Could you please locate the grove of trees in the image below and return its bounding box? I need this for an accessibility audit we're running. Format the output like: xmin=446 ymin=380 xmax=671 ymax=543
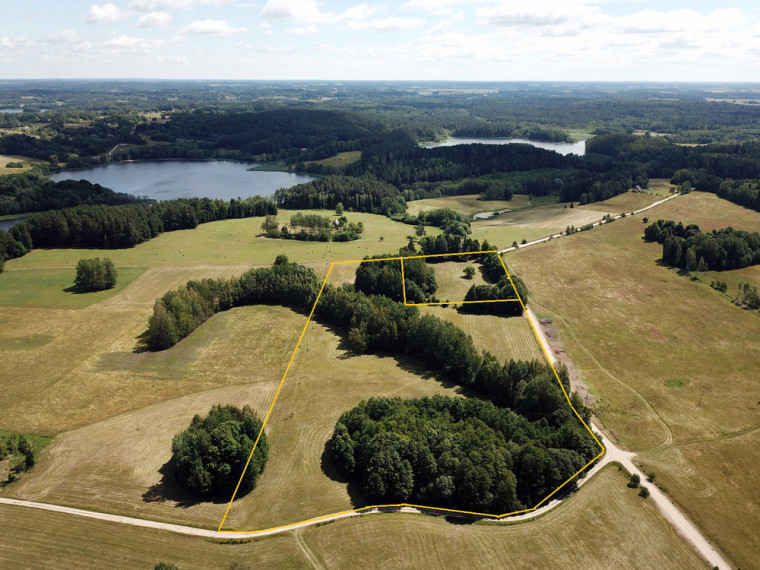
xmin=644 ymin=219 xmax=760 ymax=271
xmin=74 ymin=257 xmax=117 ymax=291
xmin=169 ymin=404 xmax=268 ymax=498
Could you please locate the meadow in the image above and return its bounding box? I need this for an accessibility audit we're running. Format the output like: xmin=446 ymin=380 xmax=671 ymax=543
xmin=0 ymin=153 xmax=39 ymax=174
xmin=406 ymin=194 xmax=530 ymax=217
xmin=507 ymin=191 xmax=760 ymax=568
xmin=0 ymin=467 xmax=707 ymax=569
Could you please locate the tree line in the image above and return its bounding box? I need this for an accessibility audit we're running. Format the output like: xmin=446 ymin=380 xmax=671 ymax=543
xmin=0 ymin=173 xmax=141 ymax=216
xmin=644 ymin=219 xmax=760 ymax=271
xmin=0 ymin=195 xmax=276 ymax=271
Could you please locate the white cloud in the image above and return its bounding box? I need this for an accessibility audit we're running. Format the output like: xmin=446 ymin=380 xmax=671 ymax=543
xmin=185 ymin=19 xmax=247 ymax=36
xmin=138 ymin=11 xmax=172 ymax=27
xmin=260 ymin=0 xmax=377 ymax=26
xmin=260 ymin=0 xmax=322 ymax=21
xmin=1 ymin=36 xmax=32 ymax=49
xmin=83 ymin=3 xmax=129 ymax=24
xmin=200 ymin=0 xmax=237 ymax=6
xmin=287 ymin=25 xmax=319 ymax=35
xmin=130 ymin=0 xmax=193 ymax=11
xmin=345 ymin=17 xmax=425 ymax=32
xmin=48 ymin=29 xmax=81 ymax=43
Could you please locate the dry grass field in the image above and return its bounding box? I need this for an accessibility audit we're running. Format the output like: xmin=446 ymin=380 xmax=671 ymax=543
xmin=0 ymin=467 xmax=707 ymax=569
xmin=419 ymin=306 xmax=543 ymax=363
xmin=507 ymin=191 xmax=760 ymax=568
xmin=470 ymin=191 xmax=662 ymax=248
xmin=0 ymin=153 xmax=39 ymax=174
xmin=406 ymin=194 xmax=530 ymax=217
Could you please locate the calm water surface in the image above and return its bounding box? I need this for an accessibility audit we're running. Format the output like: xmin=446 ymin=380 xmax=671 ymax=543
xmin=50 ymin=160 xmax=317 ymax=201
xmin=422 ymin=137 xmax=585 ymax=156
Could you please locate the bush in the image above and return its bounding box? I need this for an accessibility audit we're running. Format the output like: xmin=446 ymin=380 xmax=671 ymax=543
xmin=639 ymin=486 xmax=650 ymax=499
xmin=169 ymin=404 xmax=269 ymax=498
xmin=628 ymin=473 xmax=640 ymax=488
xmin=74 ymin=257 xmax=117 ymax=291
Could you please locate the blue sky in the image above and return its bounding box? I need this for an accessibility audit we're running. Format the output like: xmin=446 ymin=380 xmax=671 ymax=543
xmin=1 ymin=0 xmax=759 ymax=80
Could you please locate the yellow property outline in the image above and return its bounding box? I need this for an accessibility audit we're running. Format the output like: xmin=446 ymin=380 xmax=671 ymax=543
xmin=217 ymin=250 xmax=605 ymax=533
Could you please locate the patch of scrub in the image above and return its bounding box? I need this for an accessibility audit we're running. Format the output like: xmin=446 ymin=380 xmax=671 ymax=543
xmin=0 ymin=334 xmax=54 ymax=351
xmin=664 ymin=378 xmax=690 ymax=388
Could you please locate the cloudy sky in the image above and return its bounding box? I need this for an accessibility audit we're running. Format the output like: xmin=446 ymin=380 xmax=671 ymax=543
xmin=2 ymin=0 xmax=759 ymax=81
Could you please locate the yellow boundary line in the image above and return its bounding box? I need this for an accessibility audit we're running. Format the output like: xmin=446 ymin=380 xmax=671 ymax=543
xmin=217 ymin=250 xmax=605 ymax=533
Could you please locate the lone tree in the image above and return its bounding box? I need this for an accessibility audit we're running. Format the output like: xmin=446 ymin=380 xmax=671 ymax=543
xmin=169 ymin=404 xmax=269 ymax=498
xmin=463 ymin=266 xmax=476 ymax=279
xmin=74 ymin=257 xmax=117 ymax=291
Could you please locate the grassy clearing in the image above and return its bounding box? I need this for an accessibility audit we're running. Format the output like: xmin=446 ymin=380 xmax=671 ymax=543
xmin=0 ymin=466 xmax=707 ymax=569
xmin=308 ymin=151 xmax=361 ymax=168
xmin=507 ymin=191 xmax=760 ymax=567
xmin=582 ymin=191 xmax=664 ymax=214
xmin=0 ymin=267 xmax=145 ymax=308
xmin=419 ymin=306 xmax=543 ymax=363
xmin=407 ymin=194 xmax=530 ymax=217
xmin=0 ymin=154 xmax=39 ymax=174
xmin=4 ymin=210 xmax=436 ymax=273
xmin=304 ymin=467 xmax=706 ymax=569
xmin=426 ymin=259 xmax=489 ymax=302
xmin=648 ymin=178 xmax=677 ymax=196
xmin=0 ymin=430 xmax=53 ymax=453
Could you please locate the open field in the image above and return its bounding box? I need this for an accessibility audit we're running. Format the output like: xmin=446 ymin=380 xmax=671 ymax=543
xmin=308 ymin=150 xmax=361 ymax=168
xmin=305 ymin=467 xmax=707 ymax=570
xmin=0 ymin=154 xmax=39 ymax=174
xmin=0 ymin=265 xmax=266 ymax=434
xmin=3 ymin=210 xmax=438 ymax=273
xmin=468 ymin=191 xmax=663 ymax=248
xmin=406 ymin=194 xmax=530 ymax=217
xmin=0 ymin=267 xmax=145 ymax=308
xmin=419 ymin=306 xmax=544 ymax=363
xmin=648 ymin=179 xmax=677 ymax=196
xmin=0 ymin=467 xmax=707 ymax=569
xmin=507 ymin=191 xmax=760 ymax=568
xmin=425 ymin=259 xmax=490 ymax=301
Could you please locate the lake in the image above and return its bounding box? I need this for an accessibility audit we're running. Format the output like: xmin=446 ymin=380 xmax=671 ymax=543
xmin=421 ymin=137 xmax=585 ymax=156
xmin=0 ymin=217 xmax=26 ymax=231
xmin=50 ymin=160 xmax=317 ymax=202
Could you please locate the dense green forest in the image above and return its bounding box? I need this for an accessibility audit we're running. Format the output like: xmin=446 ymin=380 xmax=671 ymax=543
xmin=329 ymin=395 xmax=596 ymax=511
xmin=0 ymin=173 xmax=141 ymax=215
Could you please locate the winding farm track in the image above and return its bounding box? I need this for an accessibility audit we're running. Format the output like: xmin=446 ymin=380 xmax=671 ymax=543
xmin=0 ymin=191 xmax=730 ymax=568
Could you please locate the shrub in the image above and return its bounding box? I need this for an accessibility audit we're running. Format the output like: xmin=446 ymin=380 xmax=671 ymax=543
xmin=628 ymin=473 xmax=640 ymax=488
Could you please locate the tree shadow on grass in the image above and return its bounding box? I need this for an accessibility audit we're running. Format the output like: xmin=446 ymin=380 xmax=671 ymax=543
xmin=142 ymin=460 xmax=229 ymax=508
xmin=62 ymin=285 xmax=89 ymax=295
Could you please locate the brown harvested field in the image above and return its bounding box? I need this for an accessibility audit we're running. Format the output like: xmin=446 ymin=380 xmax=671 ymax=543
xmin=0 ymin=467 xmax=708 ymax=569
xmin=0 ymin=503 xmax=306 ymax=569
xmin=304 ymin=467 xmax=707 ymax=570
xmin=420 ymin=306 xmax=543 ymax=363
xmin=507 ymin=191 xmax=760 ymax=568
xmin=638 ymin=429 xmax=760 ymax=567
